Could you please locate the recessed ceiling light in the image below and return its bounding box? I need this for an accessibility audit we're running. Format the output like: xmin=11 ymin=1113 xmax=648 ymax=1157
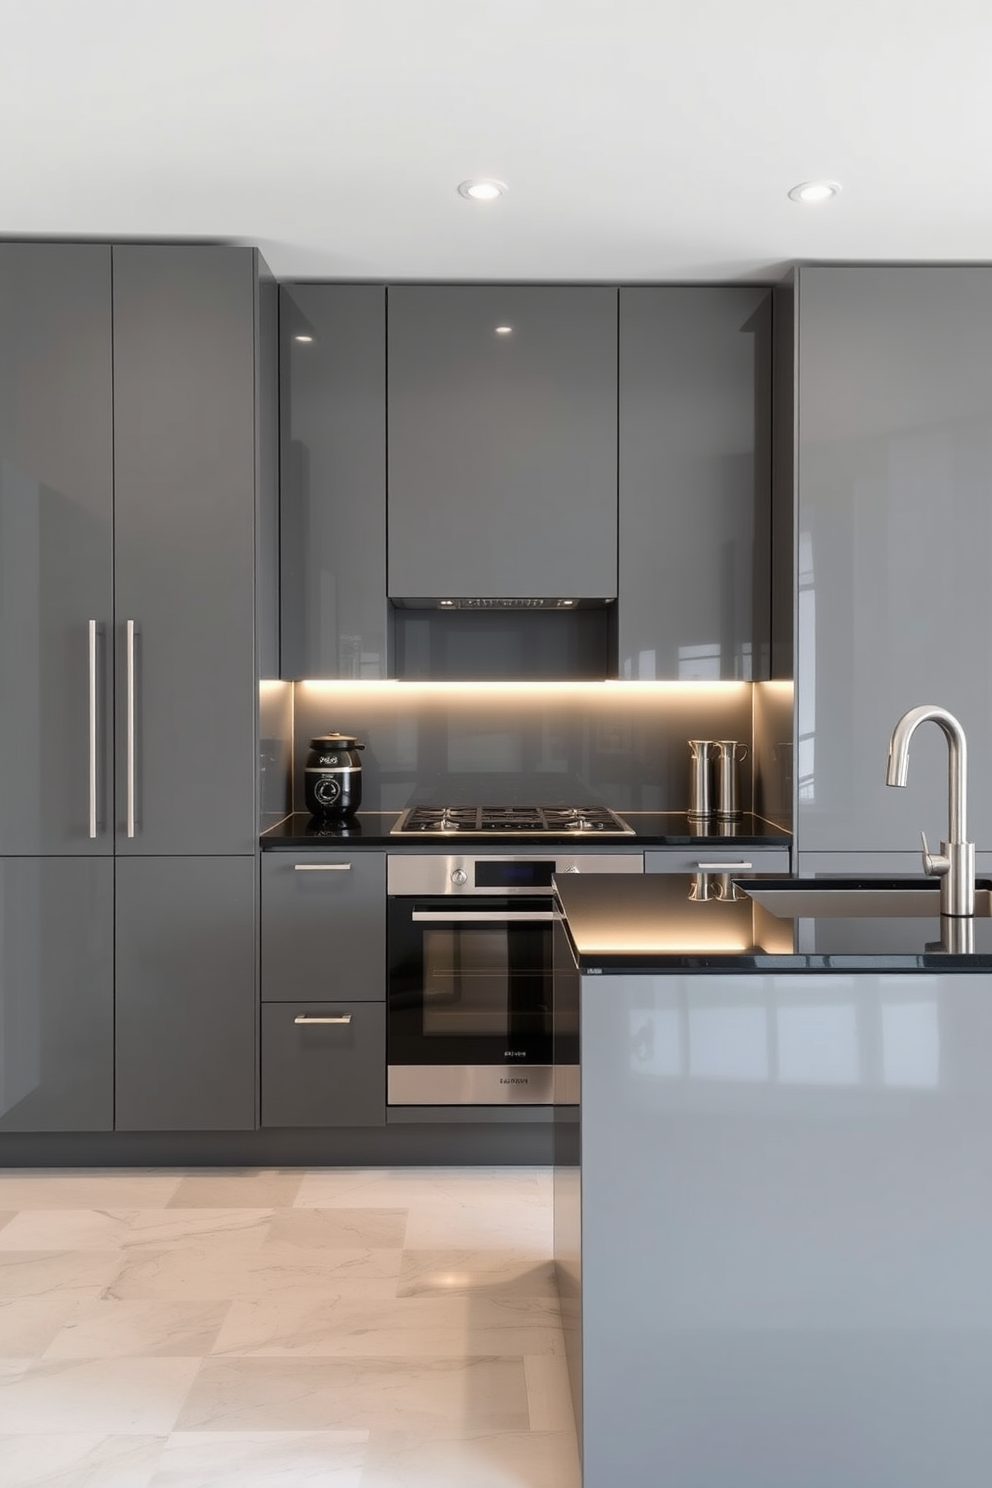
xmin=495 ymin=325 xmax=513 ymax=335
xmin=788 ymin=180 xmax=841 ymax=204
xmin=457 ymin=178 xmax=508 ymax=202
xmin=294 ymin=333 xmax=314 ymax=343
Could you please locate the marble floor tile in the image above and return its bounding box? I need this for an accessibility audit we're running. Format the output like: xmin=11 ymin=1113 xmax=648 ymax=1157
xmin=147 ymin=1429 xmax=367 ymax=1487
xmin=263 ymin=1208 xmax=408 ymax=1250
xmin=400 ymin=1197 xmax=552 ymax=1253
xmin=174 ymin=1355 xmax=530 ymax=1434
xmin=122 ymin=1209 xmax=275 ymax=1251
xmin=0 ymin=1432 xmax=166 ymax=1488
xmin=0 ymin=1212 xmax=15 ymax=1232
xmin=43 ymin=1299 xmax=231 ymax=1359
xmin=0 ymin=1209 xmax=138 ymax=1252
xmin=211 ymin=1293 xmax=563 ymax=1359
xmin=360 ymin=1425 xmax=581 ymax=1488
xmin=0 ymin=1295 xmax=94 ymax=1357
xmin=106 ymin=1244 xmax=403 ymax=1303
xmin=396 ymin=1249 xmax=558 ymax=1300
xmin=0 ymin=1250 xmax=122 ymax=1301
xmin=0 ymin=1171 xmax=184 ymax=1210
xmin=0 ymin=1356 xmax=202 ymax=1433
xmin=166 ymin=1171 xmax=304 ymax=1209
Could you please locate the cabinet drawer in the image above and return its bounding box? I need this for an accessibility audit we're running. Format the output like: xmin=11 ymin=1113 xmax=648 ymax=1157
xmin=645 ymin=847 xmax=791 ymax=875
xmin=261 ymin=852 xmax=385 ymax=1002
xmin=261 ymin=1001 xmax=385 ymax=1128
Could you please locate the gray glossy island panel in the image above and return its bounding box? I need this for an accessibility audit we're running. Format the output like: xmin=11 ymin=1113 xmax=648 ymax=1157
xmin=572 ymin=968 xmax=992 ymax=1488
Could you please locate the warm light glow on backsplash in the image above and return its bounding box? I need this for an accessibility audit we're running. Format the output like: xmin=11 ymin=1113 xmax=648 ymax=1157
xmin=296 ymin=680 xmax=753 ymax=699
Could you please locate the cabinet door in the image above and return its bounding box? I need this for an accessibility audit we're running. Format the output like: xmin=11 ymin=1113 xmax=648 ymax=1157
xmin=281 ymin=285 xmax=387 ymax=679
xmin=0 ymin=244 xmax=114 ymax=854
xmin=0 ymin=858 xmax=113 ymax=1132
xmin=261 ymin=1001 xmax=385 ymax=1127
xmin=115 ymin=856 xmax=256 ymax=1131
xmin=619 ymin=287 xmax=771 ymax=680
xmin=112 ymin=246 xmax=257 ymax=855
xmin=261 ymin=852 xmax=385 ymax=1002
xmin=795 ymin=267 xmax=992 ymax=853
xmin=387 ymin=286 xmax=618 ymax=600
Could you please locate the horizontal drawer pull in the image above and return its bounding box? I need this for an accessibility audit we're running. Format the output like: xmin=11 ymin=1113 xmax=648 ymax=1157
xmin=695 ymin=861 xmax=754 ymax=871
xmin=293 ymin=863 xmax=351 ymax=872
xmin=411 ymin=910 xmax=556 ymax=923
xmin=294 ymin=1014 xmax=353 ymax=1025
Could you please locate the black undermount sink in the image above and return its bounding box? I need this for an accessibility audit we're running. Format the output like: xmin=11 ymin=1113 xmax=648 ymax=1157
xmin=741 ymin=877 xmax=992 ymax=919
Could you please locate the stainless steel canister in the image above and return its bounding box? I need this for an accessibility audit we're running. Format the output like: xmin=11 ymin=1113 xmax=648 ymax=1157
xmin=687 ymin=739 xmax=714 ymax=818
xmin=712 ymin=740 xmax=749 ymax=820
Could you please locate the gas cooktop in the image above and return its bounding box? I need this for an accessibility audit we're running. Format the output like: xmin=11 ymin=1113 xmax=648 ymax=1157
xmin=390 ymin=805 xmax=635 ymax=836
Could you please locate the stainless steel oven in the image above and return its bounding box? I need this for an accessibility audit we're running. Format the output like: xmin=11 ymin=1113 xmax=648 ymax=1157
xmin=386 ymin=852 xmax=643 ymax=1105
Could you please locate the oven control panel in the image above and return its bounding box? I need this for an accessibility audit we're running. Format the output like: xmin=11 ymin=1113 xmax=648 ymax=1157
xmin=387 ymin=853 xmax=643 ymax=896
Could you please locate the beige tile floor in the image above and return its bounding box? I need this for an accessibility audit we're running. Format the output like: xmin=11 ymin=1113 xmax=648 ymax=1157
xmin=0 ymin=1165 xmax=580 ymax=1487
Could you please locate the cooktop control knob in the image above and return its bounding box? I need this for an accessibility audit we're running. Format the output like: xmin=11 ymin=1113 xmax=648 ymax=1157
xmin=450 ymin=868 xmax=468 ymax=886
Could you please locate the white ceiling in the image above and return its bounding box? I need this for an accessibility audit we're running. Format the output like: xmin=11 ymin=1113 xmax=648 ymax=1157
xmin=2 ymin=0 xmax=989 ymax=284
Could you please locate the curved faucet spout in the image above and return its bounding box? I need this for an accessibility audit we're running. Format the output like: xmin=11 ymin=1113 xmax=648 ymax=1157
xmin=886 ymin=704 xmax=973 ymax=915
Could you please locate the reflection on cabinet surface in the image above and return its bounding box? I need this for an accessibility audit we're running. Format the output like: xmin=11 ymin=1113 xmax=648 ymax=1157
xmin=794 ymin=266 xmax=992 ymax=853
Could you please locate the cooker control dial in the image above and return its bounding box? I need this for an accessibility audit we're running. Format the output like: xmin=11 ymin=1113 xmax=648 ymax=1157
xmin=450 ymin=868 xmax=468 ymax=886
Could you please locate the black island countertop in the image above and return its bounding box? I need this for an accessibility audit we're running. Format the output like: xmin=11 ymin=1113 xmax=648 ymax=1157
xmin=260 ymin=810 xmax=791 ymax=850
xmin=555 ymin=873 xmax=992 ymax=973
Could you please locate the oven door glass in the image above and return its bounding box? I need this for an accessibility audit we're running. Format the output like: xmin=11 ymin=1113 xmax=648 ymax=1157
xmin=387 ymin=896 xmax=554 ymax=1066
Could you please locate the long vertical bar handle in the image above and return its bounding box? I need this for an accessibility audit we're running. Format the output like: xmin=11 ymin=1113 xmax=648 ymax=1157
xmin=126 ymin=619 xmax=136 ymax=839
xmin=88 ymin=620 xmax=98 ymax=839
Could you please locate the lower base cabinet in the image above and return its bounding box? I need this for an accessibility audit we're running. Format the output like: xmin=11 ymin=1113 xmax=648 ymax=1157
xmin=261 ymin=1002 xmax=386 ymax=1128
xmin=115 ymin=857 xmax=256 ymax=1132
xmin=0 ymin=857 xmax=114 ymax=1132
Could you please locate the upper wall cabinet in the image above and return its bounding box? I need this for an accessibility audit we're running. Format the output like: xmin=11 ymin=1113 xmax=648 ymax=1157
xmin=281 ymin=285 xmax=387 ymax=679
xmin=386 ymin=286 xmax=618 ymax=601
xmin=618 ymin=287 xmax=772 ymax=681
xmin=791 ymin=266 xmax=992 ymax=855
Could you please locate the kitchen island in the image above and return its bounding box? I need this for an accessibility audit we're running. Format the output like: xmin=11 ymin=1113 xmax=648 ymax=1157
xmin=553 ymin=873 xmax=992 ymax=1488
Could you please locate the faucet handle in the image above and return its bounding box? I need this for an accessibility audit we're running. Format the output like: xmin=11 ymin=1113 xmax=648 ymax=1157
xmin=920 ymin=830 xmax=950 ymax=878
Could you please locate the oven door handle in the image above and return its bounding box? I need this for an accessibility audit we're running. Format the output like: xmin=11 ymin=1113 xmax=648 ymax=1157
xmin=410 ymin=910 xmax=557 ymax=922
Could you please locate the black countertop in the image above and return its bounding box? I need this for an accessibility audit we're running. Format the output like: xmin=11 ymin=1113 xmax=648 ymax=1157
xmin=555 ymin=873 xmax=992 ymax=973
xmin=260 ymin=810 xmax=791 ymax=850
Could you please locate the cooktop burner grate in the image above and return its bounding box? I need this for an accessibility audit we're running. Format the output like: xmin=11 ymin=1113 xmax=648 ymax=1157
xmin=391 ymin=805 xmax=634 ymax=836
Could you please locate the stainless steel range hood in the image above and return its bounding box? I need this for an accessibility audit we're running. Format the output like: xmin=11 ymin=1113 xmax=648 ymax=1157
xmin=389 ymin=596 xmax=614 ymax=610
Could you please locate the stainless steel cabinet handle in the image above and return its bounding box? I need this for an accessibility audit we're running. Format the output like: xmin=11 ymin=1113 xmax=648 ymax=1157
xmin=88 ymin=620 xmax=98 ymax=839
xmin=695 ymin=861 xmax=753 ymax=871
xmin=293 ymin=863 xmax=351 ymax=872
xmin=294 ymin=1013 xmax=353 ymax=1025
xmin=126 ymin=619 xmax=136 ymax=839
xmin=411 ymin=910 xmax=556 ymax=922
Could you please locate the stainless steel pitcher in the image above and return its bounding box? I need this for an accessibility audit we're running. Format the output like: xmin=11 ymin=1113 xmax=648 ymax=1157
xmin=687 ymin=739 xmax=714 ymax=818
xmin=712 ymin=740 xmax=749 ymax=820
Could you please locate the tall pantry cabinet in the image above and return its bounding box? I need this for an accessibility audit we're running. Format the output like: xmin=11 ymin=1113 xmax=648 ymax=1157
xmin=0 ymin=243 xmax=275 ymax=1133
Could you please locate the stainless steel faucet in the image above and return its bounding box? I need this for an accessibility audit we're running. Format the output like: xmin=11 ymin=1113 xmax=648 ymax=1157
xmin=885 ymin=704 xmax=975 ymax=916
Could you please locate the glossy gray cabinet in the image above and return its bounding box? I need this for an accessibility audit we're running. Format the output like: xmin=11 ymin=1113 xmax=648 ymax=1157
xmin=0 ymin=245 xmax=114 ymax=855
xmin=113 ymin=246 xmax=259 ymax=855
xmin=793 ymin=266 xmax=992 ymax=855
xmin=645 ymin=846 xmax=790 ymax=874
xmin=280 ymin=285 xmax=387 ymax=679
xmin=619 ymin=287 xmax=771 ymax=680
xmin=0 ymin=858 xmax=113 ymax=1132
xmin=387 ymin=286 xmax=618 ymax=600
xmin=261 ymin=852 xmax=386 ymax=1004
xmin=115 ymin=857 xmax=256 ymax=1132
xmin=261 ymin=1001 xmax=386 ymax=1127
